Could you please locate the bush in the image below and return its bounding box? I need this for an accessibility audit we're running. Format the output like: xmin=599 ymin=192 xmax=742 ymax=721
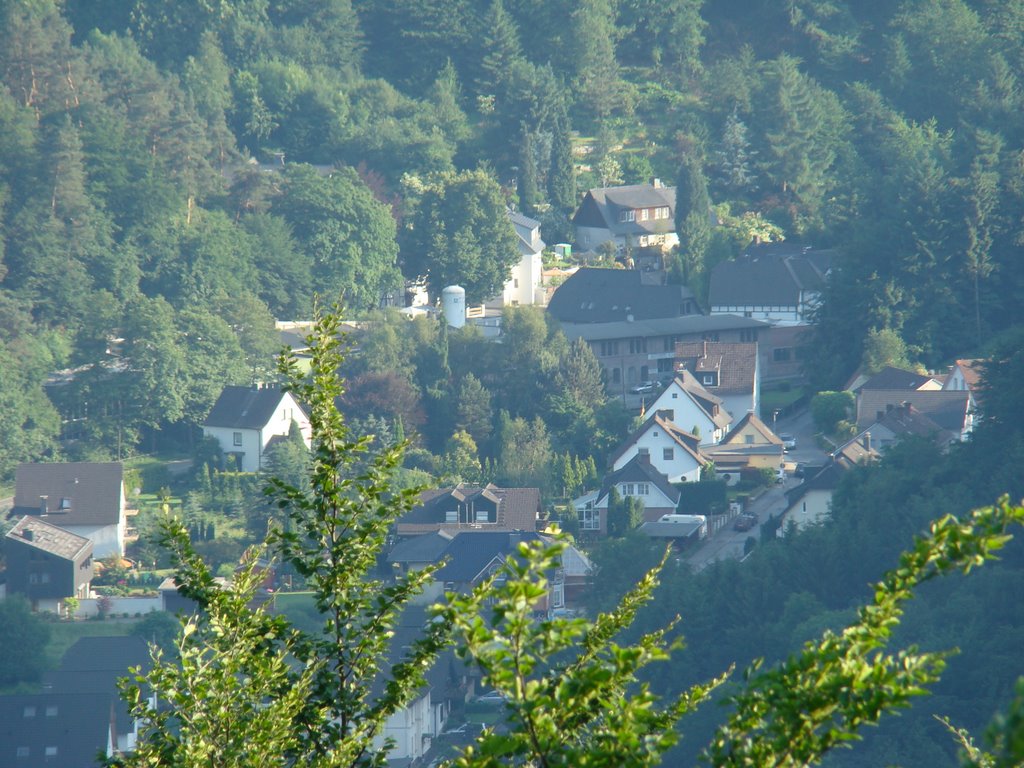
xmin=676 ymin=480 xmax=728 ymax=515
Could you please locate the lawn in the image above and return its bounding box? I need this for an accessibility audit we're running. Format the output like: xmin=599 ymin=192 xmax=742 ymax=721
xmin=760 ymin=383 xmax=807 ymax=421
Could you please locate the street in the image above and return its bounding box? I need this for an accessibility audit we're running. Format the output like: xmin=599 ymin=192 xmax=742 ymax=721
xmin=686 ymin=406 xmax=830 ymax=572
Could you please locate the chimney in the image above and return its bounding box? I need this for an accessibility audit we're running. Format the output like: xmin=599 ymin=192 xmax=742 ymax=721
xmin=22 ymin=529 xmax=34 ymax=541
xmin=702 ymin=340 xmax=708 ymax=359
xmin=652 ymin=177 xmax=662 ymax=188
xmin=637 ymin=451 xmax=651 ymax=465
xmin=861 ymin=432 xmax=872 ymax=451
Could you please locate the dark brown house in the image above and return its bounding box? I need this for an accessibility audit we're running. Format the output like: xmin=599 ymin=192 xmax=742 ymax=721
xmin=4 ymin=516 xmax=93 ymax=614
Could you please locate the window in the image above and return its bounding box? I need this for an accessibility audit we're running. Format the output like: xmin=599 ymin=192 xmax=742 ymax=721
xmin=629 ymin=337 xmax=646 ymax=354
xmin=744 ymin=434 xmax=755 ymax=444
xmin=233 ymin=431 xmax=242 ymax=446
xmin=658 ymin=358 xmax=673 ymax=373
xmin=45 ymin=747 xmax=58 ymax=757
xmin=23 ymin=707 xmax=36 ymax=718
xmin=580 ymin=506 xmax=600 ymax=531
xmin=16 ymin=747 xmax=29 ymax=758
xmin=638 ymin=447 xmax=649 ymax=456
xmin=599 ymin=340 xmax=620 ymax=356
xmin=612 ymin=367 xmax=621 ymax=383
xmin=663 ymin=448 xmax=674 ymax=461
xmin=623 ymin=484 xmax=635 ymax=496
xmin=703 ymin=374 xmax=716 ymax=386
xmin=619 ymin=210 xmax=636 ymax=223
xmin=773 ymin=347 xmax=792 ymax=362
xmin=445 ymin=510 xmax=458 ymax=523
xmin=45 ymin=706 xmax=57 ymax=717
xmin=640 ymin=208 xmax=649 ymax=221
xmin=637 ymin=483 xmax=649 ymax=495
xmin=476 ymin=509 xmax=489 ymax=523
xmin=514 ymin=279 xmax=519 ymax=288
xmin=740 ymin=329 xmax=757 ymax=342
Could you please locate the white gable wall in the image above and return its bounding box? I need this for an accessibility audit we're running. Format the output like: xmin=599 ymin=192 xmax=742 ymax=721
xmin=779 ymin=488 xmax=833 ymax=536
xmin=647 ymin=385 xmax=730 ymax=445
xmin=203 ymin=392 xmax=311 ymax=473
xmin=612 ymin=427 xmax=701 ymax=483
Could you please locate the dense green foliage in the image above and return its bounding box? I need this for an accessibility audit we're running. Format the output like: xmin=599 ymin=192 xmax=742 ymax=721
xmin=2 ymin=0 xmax=1024 ymax=460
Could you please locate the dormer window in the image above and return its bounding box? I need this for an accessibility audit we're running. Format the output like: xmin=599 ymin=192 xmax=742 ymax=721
xmin=619 ymin=210 xmax=636 ymax=223
xmin=703 ymin=374 xmax=716 ymax=386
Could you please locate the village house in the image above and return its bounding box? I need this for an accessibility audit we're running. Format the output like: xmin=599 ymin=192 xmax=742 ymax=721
xmin=674 ymin=340 xmax=761 ymax=419
xmin=4 ymin=516 xmax=93 ymax=614
xmin=11 ymin=462 xmax=128 ymax=558
xmin=644 ymin=370 xmax=733 ymax=446
xmin=608 ymin=413 xmax=706 ymax=484
xmin=572 ymin=180 xmax=678 ymax=253
xmin=395 ymin=485 xmax=541 ymax=538
xmin=571 ymin=454 xmax=682 ymax=536
xmin=703 ymin=411 xmax=785 ymax=484
xmin=203 ymin=384 xmax=311 ymax=473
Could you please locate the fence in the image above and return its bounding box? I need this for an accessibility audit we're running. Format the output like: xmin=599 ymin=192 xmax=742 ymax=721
xmin=74 ymin=595 xmax=162 ymax=618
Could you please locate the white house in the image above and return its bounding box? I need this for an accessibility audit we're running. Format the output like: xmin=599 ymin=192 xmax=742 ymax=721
xmin=203 ymin=385 xmax=311 ymax=473
xmin=674 ymin=341 xmax=760 ymax=419
xmin=778 ymin=463 xmax=842 ymax=536
xmin=645 ymin=370 xmax=733 ymax=446
xmin=11 ymin=462 xmax=127 ymax=558
xmin=504 ymin=210 xmax=546 ymax=306
xmin=571 ymin=180 xmax=678 ymax=253
xmin=608 ymin=413 xmax=706 ymax=484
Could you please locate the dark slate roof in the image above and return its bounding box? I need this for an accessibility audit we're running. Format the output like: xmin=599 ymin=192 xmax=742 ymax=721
xmin=5 ymin=516 xmax=92 ymax=561
xmin=597 ymin=456 xmax=681 ymax=506
xmin=0 ymin=692 xmax=114 ymax=767
xmin=785 ymin=462 xmax=845 ymax=507
xmin=57 ymin=636 xmax=151 ymax=673
xmin=859 ymin=366 xmax=938 ymax=391
xmin=13 ymin=463 xmax=123 ymax=526
xmin=509 ymin=210 xmax=540 ymax=231
xmin=204 ymin=384 xmax=303 ymax=429
xmin=675 ymin=341 xmax=758 ymax=396
xmin=571 ymin=184 xmax=677 ymax=237
xmin=433 ymin=531 xmax=544 ymax=583
xmin=388 ymin=531 xmax=455 ymax=565
xmin=397 ymin=485 xmax=541 ymax=533
xmin=708 ymin=247 xmax=831 ymax=308
xmin=547 ymin=268 xmax=699 ymax=324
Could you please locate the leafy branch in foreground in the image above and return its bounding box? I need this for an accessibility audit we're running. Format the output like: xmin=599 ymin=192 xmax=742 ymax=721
xmin=111 ymin=305 xmax=451 ymax=768
xmin=438 ymin=541 xmax=729 ymax=768
xmin=705 ymin=496 xmax=1024 ymax=768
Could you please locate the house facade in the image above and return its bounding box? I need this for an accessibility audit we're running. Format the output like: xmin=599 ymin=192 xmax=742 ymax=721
xmin=504 ymin=210 xmax=546 ymax=307
xmin=572 ymin=454 xmax=681 ymax=536
xmin=395 ymin=485 xmax=540 ymax=537
xmin=703 ymin=411 xmax=785 ymax=480
xmin=572 ymin=181 xmax=678 ymax=253
xmin=609 ymin=414 xmax=705 ymax=483
xmin=11 ymin=462 xmax=127 ymax=558
xmin=203 ymin=384 xmax=311 ymax=473
xmin=644 ymin=370 xmax=733 ymax=445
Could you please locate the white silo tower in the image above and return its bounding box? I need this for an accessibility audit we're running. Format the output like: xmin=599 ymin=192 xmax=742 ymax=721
xmin=441 ymin=285 xmax=466 ymax=328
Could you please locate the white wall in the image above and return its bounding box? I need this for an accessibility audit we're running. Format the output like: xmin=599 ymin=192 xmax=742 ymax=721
xmin=64 ymin=522 xmax=123 ymax=559
xmin=647 ymin=386 xmax=729 ymax=446
xmin=373 ymin=691 xmax=432 ymax=761
xmin=612 ymin=428 xmax=701 ymax=483
xmin=779 ymin=488 xmax=833 ymax=535
xmin=503 ymin=250 xmax=543 ymax=306
xmin=75 ymin=597 xmax=163 ymax=617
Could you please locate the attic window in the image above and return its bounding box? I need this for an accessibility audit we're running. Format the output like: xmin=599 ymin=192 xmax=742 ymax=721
xmin=445 ymin=510 xmax=458 ymax=523
xmin=45 ymin=706 xmax=57 ymax=717
xmin=45 ymin=747 xmax=58 ymax=757
xmin=16 ymin=747 xmax=28 ymax=758
xmin=23 ymin=707 xmax=36 ymax=718
xmin=702 ymin=374 xmax=715 ymax=386
xmin=59 ymin=497 xmax=71 ymax=512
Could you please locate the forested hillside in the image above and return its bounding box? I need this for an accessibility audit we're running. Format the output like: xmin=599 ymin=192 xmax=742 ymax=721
xmin=2 ymin=0 xmax=1023 ymax=470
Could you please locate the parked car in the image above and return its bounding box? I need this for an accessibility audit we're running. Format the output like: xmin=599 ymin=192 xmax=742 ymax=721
xmin=476 ymin=690 xmax=507 ymax=705
xmin=779 ymin=433 xmax=797 ymax=451
xmin=629 ymin=381 xmax=659 ymax=395
xmin=733 ymin=513 xmax=758 ymax=532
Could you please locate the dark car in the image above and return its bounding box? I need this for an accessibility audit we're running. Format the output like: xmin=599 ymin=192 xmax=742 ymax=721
xmin=733 ymin=513 xmax=758 ymax=531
